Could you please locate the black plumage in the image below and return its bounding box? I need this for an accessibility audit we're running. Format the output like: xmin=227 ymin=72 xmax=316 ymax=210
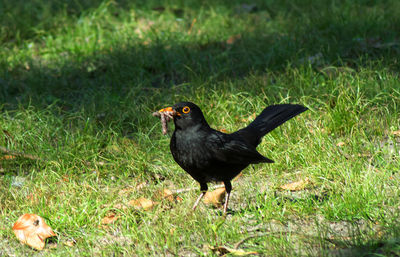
xmin=158 ymin=101 xmax=307 ymax=213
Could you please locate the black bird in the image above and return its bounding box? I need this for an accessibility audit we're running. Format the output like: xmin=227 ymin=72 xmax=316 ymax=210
xmin=158 ymin=102 xmax=307 ymax=213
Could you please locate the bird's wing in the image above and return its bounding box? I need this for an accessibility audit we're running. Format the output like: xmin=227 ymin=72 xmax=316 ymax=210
xmin=205 ymin=132 xmax=273 ymax=164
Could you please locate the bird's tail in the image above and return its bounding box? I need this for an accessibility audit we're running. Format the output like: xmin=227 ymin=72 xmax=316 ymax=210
xmin=233 ymin=104 xmax=308 ymax=147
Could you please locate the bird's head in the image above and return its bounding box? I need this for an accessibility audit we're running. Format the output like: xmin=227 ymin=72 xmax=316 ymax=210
xmin=159 ymin=102 xmax=209 ymax=130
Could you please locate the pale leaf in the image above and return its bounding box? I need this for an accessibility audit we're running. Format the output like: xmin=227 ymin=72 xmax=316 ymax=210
xmin=280 ymin=178 xmax=310 ymax=191
xmin=392 ymin=130 xmax=400 ymax=136
xmin=128 ymin=198 xmax=157 ymax=211
xmin=12 ymin=214 xmax=56 ymax=251
xmin=64 ymin=240 xmax=76 ymax=247
xmin=101 ymin=213 xmax=119 ymax=225
xmin=203 ymin=188 xmax=226 ymax=207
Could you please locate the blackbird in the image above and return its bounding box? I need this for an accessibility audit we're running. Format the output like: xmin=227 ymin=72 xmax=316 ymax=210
xmin=158 ymin=102 xmax=307 ymax=213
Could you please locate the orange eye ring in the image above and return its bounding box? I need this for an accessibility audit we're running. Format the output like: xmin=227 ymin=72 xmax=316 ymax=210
xmin=182 ymin=106 xmax=190 ymax=114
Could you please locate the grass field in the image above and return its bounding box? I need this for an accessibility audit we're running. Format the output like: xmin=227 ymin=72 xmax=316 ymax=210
xmin=1 ymin=0 xmax=399 ymax=256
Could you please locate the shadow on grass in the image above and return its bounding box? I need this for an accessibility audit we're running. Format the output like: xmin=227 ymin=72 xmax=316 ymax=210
xmin=0 ymin=2 xmax=399 ymax=253
xmin=1 ymin=1 xmax=399 ymax=110
xmin=325 ymin=225 xmax=400 ymax=257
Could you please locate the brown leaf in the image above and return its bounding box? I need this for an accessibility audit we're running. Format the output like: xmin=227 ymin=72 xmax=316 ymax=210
xmin=118 ymin=187 xmax=135 ymax=196
xmin=209 ymin=245 xmax=258 ymax=256
xmin=12 ymin=214 xmax=56 ymax=251
xmin=336 ymin=142 xmax=345 ymax=147
xmin=280 ymin=178 xmax=310 ymax=191
xmin=241 ymin=113 xmax=256 ymax=123
xmin=101 ymin=212 xmax=119 ymax=225
xmin=203 ymin=187 xmax=226 ymax=207
xmin=136 ymin=182 xmax=149 ymax=190
xmin=1 ymin=155 xmax=16 ymax=160
xmin=155 ymin=188 xmax=175 ymax=202
xmin=26 ymin=193 xmax=40 ymax=204
xmin=113 ymin=203 xmax=127 ymax=210
xmin=392 ymin=130 xmax=400 ymax=136
xmin=128 ymin=198 xmax=157 ymax=211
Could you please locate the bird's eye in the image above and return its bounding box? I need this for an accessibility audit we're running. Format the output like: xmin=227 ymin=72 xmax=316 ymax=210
xmin=182 ymin=106 xmax=190 ymax=113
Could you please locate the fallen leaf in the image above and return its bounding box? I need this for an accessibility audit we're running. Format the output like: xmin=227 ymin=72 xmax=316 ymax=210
xmin=128 ymin=198 xmax=157 ymax=211
xmin=1 ymin=155 xmax=16 ymax=160
xmin=280 ymin=178 xmax=310 ymax=191
xmin=118 ymin=186 xmax=135 ymax=196
xmin=101 ymin=212 xmax=119 ymax=225
xmin=392 ymin=130 xmax=400 ymax=136
xmin=209 ymin=245 xmax=258 ymax=256
xmin=336 ymin=142 xmax=345 ymax=147
xmin=26 ymin=193 xmax=40 ymax=204
xmin=241 ymin=113 xmax=256 ymax=123
xmin=136 ymin=182 xmax=149 ymax=190
xmin=203 ymin=188 xmax=226 ymax=207
xmin=47 ymin=242 xmax=58 ymax=249
xmin=64 ymin=240 xmax=76 ymax=247
xmin=12 ymin=214 xmax=56 ymax=251
xmin=219 ymin=128 xmax=228 ymax=133
xmin=155 ymin=188 xmax=176 ymax=202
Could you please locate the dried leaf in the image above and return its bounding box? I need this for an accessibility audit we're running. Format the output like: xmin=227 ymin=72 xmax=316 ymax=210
xmin=203 ymin=187 xmax=226 ymax=207
xmin=118 ymin=186 xmax=135 ymax=196
xmin=136 ymin=182 xmax=149 ymax=190
xmin=113 ymin=203 xmax=127 ymax=210
xmin=101 ymin=212 xmax=119 ymax=225
xmin=280 ymin=178 xmax=310 ymax=191
xmin=12 ymin=214 xmax=56 ymax=251
xmin=1 ymin=155 xmax=16 ymax=160
xmin=209 ymin=245 xmax=258 ymax=256
xmin=128 ymin=197 xmax=157 ymax=211
xmin=64 ymin=240 xmax=75 ymax=247
xmin=155 ymin=188 xmax=175 ymax=202
xmin=336 ymin=142 xmax=345 ymax=147
xmin=241 ymin=112 xmax=256 ymax=123
xmin=392 ymin=130 xmax=400 ymax=136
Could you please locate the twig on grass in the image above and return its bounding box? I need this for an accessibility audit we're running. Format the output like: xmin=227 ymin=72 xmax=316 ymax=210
xmin=0 ymin=146 xmax=44 ymax=161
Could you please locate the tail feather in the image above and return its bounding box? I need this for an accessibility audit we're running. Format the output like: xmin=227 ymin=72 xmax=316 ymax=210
xmin=233 ymin=104 xmax=308 ymax=147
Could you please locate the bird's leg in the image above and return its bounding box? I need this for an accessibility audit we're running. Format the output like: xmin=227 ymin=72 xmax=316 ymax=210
xmin=192 ymin=183 xmax=208 ymax=211
xmin=223 ymin=181 xmax=232 ymax=214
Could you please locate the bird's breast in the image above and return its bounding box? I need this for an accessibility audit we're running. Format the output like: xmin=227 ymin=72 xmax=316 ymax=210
xmin=170 ymin=129 xmax=211 ymax=170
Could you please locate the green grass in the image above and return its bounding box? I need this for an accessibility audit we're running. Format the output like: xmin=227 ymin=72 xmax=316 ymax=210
xmin=1 ymin=0 xmax=400 ymax=256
